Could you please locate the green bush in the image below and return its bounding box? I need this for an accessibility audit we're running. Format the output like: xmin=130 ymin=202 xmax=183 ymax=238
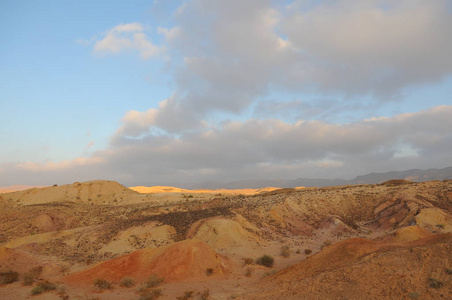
xmin=256 ymin=255 xmax=274 ymax=268
xmin=0 ymin=271 xmax=19 ymax=284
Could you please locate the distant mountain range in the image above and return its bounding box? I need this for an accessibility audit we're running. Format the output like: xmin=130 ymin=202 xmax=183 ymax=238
xmin=179 ymin=166 xmax=452 ymax=189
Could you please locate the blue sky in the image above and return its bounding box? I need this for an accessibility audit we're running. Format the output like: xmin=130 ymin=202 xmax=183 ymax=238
xmin=1 ymin=0 xmax=452 ymax=187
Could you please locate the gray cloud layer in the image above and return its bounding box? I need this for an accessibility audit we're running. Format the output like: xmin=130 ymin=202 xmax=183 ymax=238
xmin=2 ymin=106 xmax=452 ymax=186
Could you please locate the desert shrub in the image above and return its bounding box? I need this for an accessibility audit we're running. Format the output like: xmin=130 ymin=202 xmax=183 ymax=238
xmin=445 ymin=268 xmax=452 ymax=275
xmin=119 ymin=277 xmax=135 ymax=288
xmin=243 ymin=257 xmax=253 ymax=266
xmin=176 ymin=290 xmax=194 ymax=300
xmin=31 ymin=285 xmax=45 ymax=295
xmin=245 ymin=267 xmax=253 ymax=277
xmin=295 ymin=249 xmax=301 ymax=254
xmin=206 ymin=268 xmax=214 ymax=276
xmin=22 ymin=266 xmax=43 ymax=285
xmin=321 ymin=240 xmax=332 ymax=249
xmin=408 ymin=292 xmax=420 ymax=299
xmin=280 ymin=245 xmax=291 ymax=258
xmin=256 ymin=255 xmax=274 ymax=268
xmin=139 ymin=288 xmax=163 ymax=300
xmin=144 ymin=274 xmax=164 ymax=288
xmin=93 ymin=278 xmax=113 ymax=290
xmin=304 ymin=249 xmax=312 ymax=255
xmin=200 ymin=289 xmax=210 ymax=300
xmin=428 ymin=278 xmax=444 ymax=289
xmin=0 ymin=271 xmax=19 ymax=284
xmin=31 ymin=281 xmax=57 ymax=295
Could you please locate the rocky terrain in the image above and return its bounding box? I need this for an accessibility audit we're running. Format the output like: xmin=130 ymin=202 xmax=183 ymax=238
xmin=0 ymin=179 xmax=451 ymax=299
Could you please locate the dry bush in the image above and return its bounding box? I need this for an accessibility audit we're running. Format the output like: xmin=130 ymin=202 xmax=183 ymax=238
xmin=31 ymin=280 xmax=57 ymax=295
xmin=119 ymin=277 xmax=135 ymax=288
xmin=0 ymin=271 xmax=19 ymax=284
xmin=243 ymin=257 xmax=253 ymax=266
xmin=145 ymin=274 xmax=164 ymax=288
xmin=428 ymin=278 xmax=444 ymax=289
xmin=304 ymin=249 xmax=312 ymax=255
xmin=176 ymin=290 xmax=194 ymax=300
xmin=245 ymin=267 xmax=253 ymax=277
xmin=280 ymin=245 xmax=291 ymax=258
xmin=93 ymin=278 xmax=113 ymax=290
xmin=22 ymin=266 xmax=43 ymax=285
xmin=256 ymin=255 xmax=274 ymax=268
xmin=138 ymin=288 xmax=163 ymax=300
xmin=200 ymin=289 xmax=210 ymax=300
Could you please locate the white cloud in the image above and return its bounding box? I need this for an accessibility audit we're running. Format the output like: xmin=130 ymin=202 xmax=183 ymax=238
xmin=93 ymin=23 xmax=160 ymax=59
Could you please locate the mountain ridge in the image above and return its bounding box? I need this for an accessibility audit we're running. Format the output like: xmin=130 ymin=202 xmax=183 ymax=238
xmin=176 ymin=166 xmax=452 ymax=189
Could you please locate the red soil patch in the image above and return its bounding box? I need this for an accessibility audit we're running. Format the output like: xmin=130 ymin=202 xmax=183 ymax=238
xmin=63 ymin=239 xmax=228 ymax=285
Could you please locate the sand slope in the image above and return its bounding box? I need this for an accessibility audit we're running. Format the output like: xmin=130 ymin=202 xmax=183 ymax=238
xmin=64 ymin=239 xmax=228 ymax=284
xmin=248 ymin=233 xmax=452 ymax=299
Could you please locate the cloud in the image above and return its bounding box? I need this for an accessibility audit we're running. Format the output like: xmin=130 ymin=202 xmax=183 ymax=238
xmin=282 ymin=0 xmax=452 ymax=96
xmin=9 ymin=1 xmax=451 ymax=186
xmin=3 ymin=105 xmax=452 ymax=186
xmin=106 ymin=0 xmax=452 ymax=134
xmin=93 ymin=23 xmax=160 ymax=59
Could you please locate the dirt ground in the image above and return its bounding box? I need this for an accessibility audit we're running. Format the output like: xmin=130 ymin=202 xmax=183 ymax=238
xmin=1 ymin=179 xmax=451 ymax=299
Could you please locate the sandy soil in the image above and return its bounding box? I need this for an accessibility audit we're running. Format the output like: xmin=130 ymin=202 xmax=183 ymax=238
xmin=1 ymin=179 xmax=451 ymax=299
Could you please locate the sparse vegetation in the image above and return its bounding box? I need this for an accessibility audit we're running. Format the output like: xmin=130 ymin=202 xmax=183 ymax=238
xmin=408 ymin=291 xmax=420 ymax=299
xmin=94 ymin=278 xmax=113 ymax=290
xmin=436 ymin=224 xmax=445 ymax=229
xmin=22 ymin=266 xmax=43 ymax=285
xmin=304 ymin=249 xmax=312 ymax=255
xmin=245 ymin=267 xmax=253 ymax=277
xmin=280 ymin=245 xmax=291 ymax=258
xmin=120 ymin=277 xmax=136 ymax=288
xmin=176 ymin=290 xmax=194 ymax=300
xmin=144 ymin=274 xmax=164 ymax=288
xmin=445 ymin=268 xmax=452 ymax=275
xmin=243 ymin=257 xmax=253 ymax=266
xmin=427 ymin=277 xmax=444 ymax=289
xmin=256 ymin=255 xmax=274 ymax=268
xmin=321 ymin=240 xmax=332 ymax=249
xmin=200 ymin=289 xmax=210 ymax=300
xmin=31 ymin=281 xmax=57 ymax=295
xmin=206 ymin=268 xmax=214 ymax=276
xmin=138 ymin=288 xmax=163 ymax=300
xmin=0 ymin=271 xmax=19 ymax=284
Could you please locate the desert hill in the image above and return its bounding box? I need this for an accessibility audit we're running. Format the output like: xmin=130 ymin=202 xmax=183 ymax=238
xmin=129 ymin=185 xmax=283 ymax=195
xmin=0 ymin=180 xmax=139 ymax=206
xmin=1 ymin=179 xmax=451 ymax=299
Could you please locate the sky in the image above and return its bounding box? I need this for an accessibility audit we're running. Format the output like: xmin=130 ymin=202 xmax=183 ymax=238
xmin=1 ymin=0 xmax=452 ymax=187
